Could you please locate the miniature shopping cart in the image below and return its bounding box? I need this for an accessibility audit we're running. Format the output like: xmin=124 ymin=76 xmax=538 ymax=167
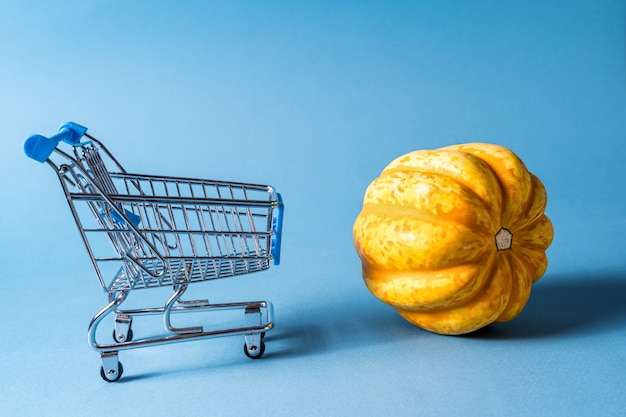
xmin=24 ymin=122 xmax=284 ymax=382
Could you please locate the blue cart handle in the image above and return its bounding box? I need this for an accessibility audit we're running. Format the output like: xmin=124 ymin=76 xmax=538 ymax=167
xmin=24 ymin=122 xmax=88 ymax=163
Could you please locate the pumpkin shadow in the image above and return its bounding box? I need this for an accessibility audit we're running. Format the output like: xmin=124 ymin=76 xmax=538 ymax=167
xmin=468 ymin=272 xmax=626 ymax=340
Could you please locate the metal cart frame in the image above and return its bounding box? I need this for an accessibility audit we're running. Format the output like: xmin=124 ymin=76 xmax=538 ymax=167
xmin=24 ymin=122 xmax=284 ymax=382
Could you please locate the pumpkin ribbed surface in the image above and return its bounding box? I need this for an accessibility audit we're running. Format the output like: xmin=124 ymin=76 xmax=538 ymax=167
xmin=353 ymin=143 xmax=553 ymax=335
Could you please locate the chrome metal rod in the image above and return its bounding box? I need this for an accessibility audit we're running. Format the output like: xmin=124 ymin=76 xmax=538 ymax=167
xmin=91 ymin=319 xmax=273 ymax=352
xmin=163 ymin=285 xmax=204 ymax=334
xmin=114 ymin=300 xmax=272 ymax=317
xmin=88 ymin=291 xmax=128 ymax=350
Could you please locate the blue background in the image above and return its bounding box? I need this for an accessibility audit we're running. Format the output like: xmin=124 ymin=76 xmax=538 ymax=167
xmin=2 ymin=1 xmax=625 ymax=416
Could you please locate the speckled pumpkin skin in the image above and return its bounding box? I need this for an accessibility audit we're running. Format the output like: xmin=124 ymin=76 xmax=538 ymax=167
xmin=353 ymin=143 xmax=553 ymax=335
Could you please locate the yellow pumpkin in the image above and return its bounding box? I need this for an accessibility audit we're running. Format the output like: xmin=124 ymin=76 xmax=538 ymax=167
xmin=353 ymin=143 xmax=553 ymax=335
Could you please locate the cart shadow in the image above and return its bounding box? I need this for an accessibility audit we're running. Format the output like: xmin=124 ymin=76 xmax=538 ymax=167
xmin=107 ymin=296 xmax=412 ymax=382
xmin=262 ymin=300 xmax=418 ymax=358
xmin=115 ymin=372 xmax=163 ymax=384
xmin=464 ymin=272 xmax=626 ymax=340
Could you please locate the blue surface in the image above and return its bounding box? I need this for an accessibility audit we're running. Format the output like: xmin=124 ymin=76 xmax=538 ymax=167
xmin=2 ymin=1 xmax=625 ymax=416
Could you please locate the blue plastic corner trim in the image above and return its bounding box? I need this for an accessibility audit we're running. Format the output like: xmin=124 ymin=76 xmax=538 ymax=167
xmin=23 ymin=122 xmax=88 ymax=162
xmin=270 ymin=193 xmax=284 ymax=266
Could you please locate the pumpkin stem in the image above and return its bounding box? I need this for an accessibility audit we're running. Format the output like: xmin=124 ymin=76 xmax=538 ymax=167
xmin=495 ymin=227 xmax=513 ymax=251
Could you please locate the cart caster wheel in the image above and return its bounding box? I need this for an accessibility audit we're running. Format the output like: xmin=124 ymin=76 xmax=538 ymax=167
xmin=100 ymin=362 xmax=123 ymax=383
xmin=113 ymin=328 xmax=133 ymax=343
xmin=244 ymin=340 xmax=265 ymax=359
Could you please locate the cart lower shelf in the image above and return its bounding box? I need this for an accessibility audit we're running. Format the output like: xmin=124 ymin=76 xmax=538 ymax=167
xmin=89 ymin=287 xmax=274 ymax=382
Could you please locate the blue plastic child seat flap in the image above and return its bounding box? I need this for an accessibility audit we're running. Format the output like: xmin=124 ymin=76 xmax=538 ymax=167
xmin=110 ymin=205 xmax=142 ymax=227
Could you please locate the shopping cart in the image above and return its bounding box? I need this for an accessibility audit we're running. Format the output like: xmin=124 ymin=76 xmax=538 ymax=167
xmin=24 ymin=122 xmax=284 ymax=382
